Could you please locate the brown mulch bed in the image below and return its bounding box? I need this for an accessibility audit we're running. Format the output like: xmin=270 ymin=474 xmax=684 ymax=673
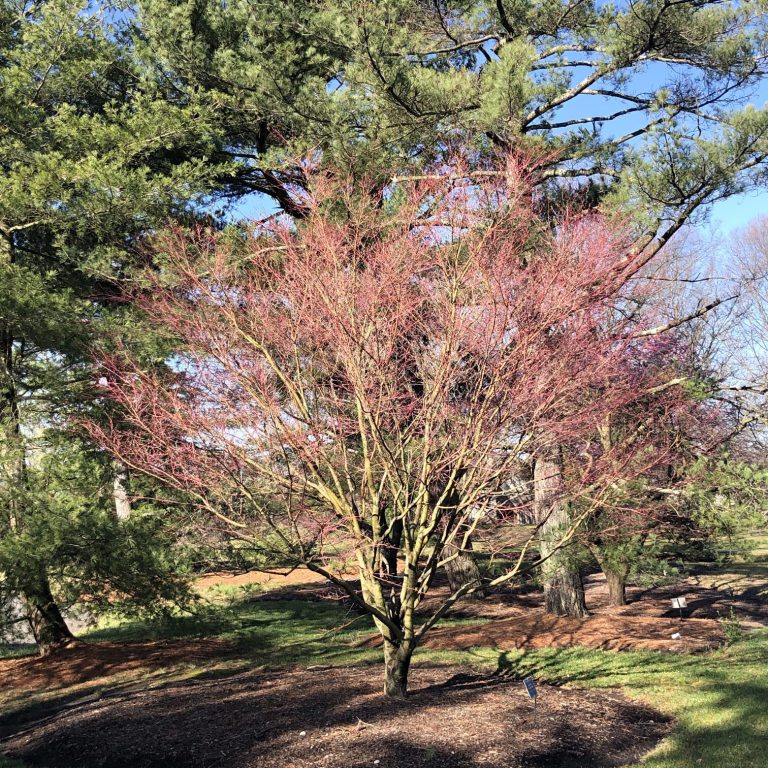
xmin=421 ymin=612 xmax=722 ymax=653
xmin=1 ymin=665 xmax=671 ymax=768
xmin=0 ymin=639 xmax=234 ymax=693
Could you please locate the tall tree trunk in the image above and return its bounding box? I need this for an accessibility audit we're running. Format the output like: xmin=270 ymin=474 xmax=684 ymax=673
xmin=112 ymin=461 xmax=132 ymax=521
xmin=23 ymin=570 xmax=75 ymax=656
xmin=534 ymin=444 xmax=588 ymax=618
xmin=383 ymin=638 xmax=413 ymax=698
xmin=587 ymin=543 xmax=630 ymax=607
xmin=605 ymin=570 xmax=627 ymax=606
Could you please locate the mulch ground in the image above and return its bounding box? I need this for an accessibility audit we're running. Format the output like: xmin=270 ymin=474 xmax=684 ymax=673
xmin=425 ymin=612 xmax=720 ymax=653
xmin=0 ymin=639 xmax=234 ymax=692
xmin=252 ymin=567 xmax=768 ymax=654
xmin=2 ymin=567 xmax=764 ymax=767
xmin=1 ymin=664 xmax=672 ymax=768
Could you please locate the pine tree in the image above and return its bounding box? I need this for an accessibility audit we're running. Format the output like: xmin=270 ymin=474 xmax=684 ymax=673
xmin=0 ymin=0 xmax=224 ymax=653
xmin=137 ymin=0 xmax=768 ymax=227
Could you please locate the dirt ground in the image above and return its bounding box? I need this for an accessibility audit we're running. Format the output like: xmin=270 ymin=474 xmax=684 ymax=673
xmin=1 ymin=565 xmax=764 ymax=768
xmin=0 ymin=639 xmax=235 ymax=693
xmin=1 ymin=664 xmax=671 ymax=768
xmin=195 ymin=567 xmax=338 ymax=590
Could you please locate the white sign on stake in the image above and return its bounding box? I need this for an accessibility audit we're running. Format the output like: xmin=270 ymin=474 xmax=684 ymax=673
xmin=671 ymin=596 xmax=688 ymax=620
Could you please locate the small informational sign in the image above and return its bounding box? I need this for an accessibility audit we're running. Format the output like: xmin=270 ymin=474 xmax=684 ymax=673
xmin=523 ymin=676 xmax=537 ymax=700
xmin=671 ymin=596 xmax=688 ymax=620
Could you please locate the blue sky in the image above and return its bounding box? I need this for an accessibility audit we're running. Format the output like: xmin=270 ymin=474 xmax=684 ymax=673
xmin=224 ymin=48 xmax=768 ymax=237
xmin=710 ymin=189 xmax=767 ymax=232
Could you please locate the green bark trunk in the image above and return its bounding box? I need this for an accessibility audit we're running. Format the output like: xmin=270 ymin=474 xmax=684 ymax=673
xmin=383 ymin=638 xmax=413 ymax=698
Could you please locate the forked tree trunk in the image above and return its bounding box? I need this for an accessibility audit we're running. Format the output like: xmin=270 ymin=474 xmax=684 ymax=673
xmin=534 ymin=445 xmax=588 ymax=618
xmin=23 ymin=573 xmax=74 ymax=656
xmin=383 ymin=639 xmax=413 ymax=698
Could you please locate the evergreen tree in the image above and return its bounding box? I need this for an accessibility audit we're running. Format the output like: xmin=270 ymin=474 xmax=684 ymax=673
xmin=0 ymin=0 xmax=224 ymax=653
xmin=137 ymin=0 xmax=768 ymax=226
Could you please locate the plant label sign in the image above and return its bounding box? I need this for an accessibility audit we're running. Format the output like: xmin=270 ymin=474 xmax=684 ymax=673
xmin=523 ymin=677 xmax=537 ymax=700
xmin=671 ymin=596 xmax=688 ymax=620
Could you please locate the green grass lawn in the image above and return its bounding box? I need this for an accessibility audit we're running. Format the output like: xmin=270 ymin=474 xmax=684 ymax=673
xmin=85 ymin=596 xmax=382 ymax=667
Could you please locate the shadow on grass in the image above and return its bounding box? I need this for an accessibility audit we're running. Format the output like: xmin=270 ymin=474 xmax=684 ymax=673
xmin=485 ymin=630 xmax=768 ymax=768
xmin=84 ymin=599 xmax=376 ymax=663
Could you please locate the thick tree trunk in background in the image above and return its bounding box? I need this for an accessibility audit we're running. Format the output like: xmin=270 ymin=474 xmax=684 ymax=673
xmin=587 ymin=543 xmax=630 ymax=607
xmin=534 ymin=445 xmax=588 ymax=618
xmin=23 ymin=572 xmax=75 ymax=656
xmin=112 ymin=461 xmax=132 ymax=521
xmin=443 ymin=532 xmax=486 ymax=598
xmin=605 ymin=569 xmax=628 ymax=607
xmin=383 ymin=639 xmax=413 ymax=698
xmin=438 ymin=485 xmax=486 ymax=598
xmin=542 ymin=565 xmax=588 ymax=617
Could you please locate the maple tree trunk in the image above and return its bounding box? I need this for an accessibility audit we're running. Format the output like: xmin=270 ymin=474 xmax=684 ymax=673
xmin=383 ymin=639 xmax=413 ymax=699
xmin=380 ymin=516 xmax=402 ymax=580
xmin=534 ymin=445 xmax=588 ymax=618
xmin=23 ymin=572 xmax=75 ymax=656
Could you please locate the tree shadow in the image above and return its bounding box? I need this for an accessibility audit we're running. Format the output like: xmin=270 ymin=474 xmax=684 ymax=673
xmin=1 ymin=662 xmax=670 ymax=768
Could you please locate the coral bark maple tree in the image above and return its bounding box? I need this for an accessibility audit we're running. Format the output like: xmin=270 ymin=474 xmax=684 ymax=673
xmin=91 ymin=157 xmax=688 ymax=697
